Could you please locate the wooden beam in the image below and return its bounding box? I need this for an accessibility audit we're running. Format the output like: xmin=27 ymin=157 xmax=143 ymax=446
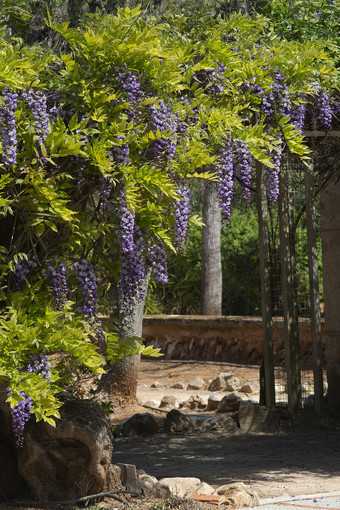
xmin=302 ymin=131 xmax=340 ymax=137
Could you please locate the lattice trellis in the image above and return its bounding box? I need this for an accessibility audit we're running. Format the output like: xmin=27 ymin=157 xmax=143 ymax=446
xmin=257 ymin=131 xmax=340 ymax=413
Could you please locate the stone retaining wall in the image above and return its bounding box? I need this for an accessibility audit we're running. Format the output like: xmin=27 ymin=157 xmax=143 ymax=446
xmin=142 ymin=315 xmax=326 ymax=366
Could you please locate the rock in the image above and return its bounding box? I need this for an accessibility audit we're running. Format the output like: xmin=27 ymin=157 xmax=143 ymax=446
xmin=187 ymin=377 xmax=205 ymax=390
xmin=118 ymin=463 xmax=138 ymax=492
xmin=171 ymin=382 xmax=186 ymax=390
xmin=17 ymin=395 xmax=121 ymax=501
xmin=238 ymin=402 xmax=282 ymax=433
xmin=118 ymin=413 xmax=160 ymax=437
xmin=200 ymin=415 xmax=240 ymax=434
xmin=164 ymin=409 xmax=196 ymax=435
xmin=206 ymin=392 xmax=221 ymax=411
xmin=195 ymin=482 xmax=216 ymax=496
xmin=143 ymin=400 xmax=161 ymax=408
xmin=137 ymin=469 xmax=157 ymax=495
xmin=152 ymin=477 xmax=214 ymax=499
xmin=240 ymin=382 xmax=260 ymax=394
xmin=216 ymin=482 xmax=259 ymax=507
xmin=179 ymin=395 xmax=206 ymax=410
xmin=208 ymin=375 xmax=226 ymax=391
xmin=225 ymin=377 xmax=241 ymax=392
xmin=151 ymin=381 xmax=161 ymax=388
xmin=208 ymin=372 xmax=232 ymax=391
xmin=217 ymin=393 xmax=241 ymax=413
xmin=159 ymin=395 xmax=179 ymax=409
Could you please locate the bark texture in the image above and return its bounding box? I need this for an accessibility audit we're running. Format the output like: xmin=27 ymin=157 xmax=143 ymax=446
xmin=96 ymin=271 xmax=150 ymax=404
xmin=200 ymin=180 xmax=222 ymax=315
xmin=17 ymin=395 xmax=121 ymax=501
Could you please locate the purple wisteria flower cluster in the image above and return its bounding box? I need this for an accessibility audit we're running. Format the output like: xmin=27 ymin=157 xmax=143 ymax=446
xmin=120 ymin=225 xmax=146 ymax=309
xmin=290 ymin=93 xmax=307 ymax=132
xmin=233 ymin=139 xmax=253 ymax=202
xmin=115 ymin=65 xmax=142 ymax=123
xmin=46 ymin=263 xmax=68 ymax=311
xmin=174 ymin=184 xmax=191 ymax=251
xmin=147 ymin=237 xmax=168 ymax=285
xmin=217 ymin=136 xmax=235 ymax=226
xmin=13 ymin=255 xmax=38 ymax=290
xmin=149 ymin=100 xmax=177 ymax=161
xmin=206 ymin=63 xmax=226 ymax=96
xmin=73 ymin=259 xmax=105 ymax=344
xmin=259 ymin=71 xmax=334 ymax=132
xmin=119 ymin=185 xmax=135 ymax=255
xmin=0 ymin=87 xmax=18 ymax=166
xmin=267 ymin=135 xmax=283 ymax=203
xmin=9 ymin=389 xmax=32 ymax=448
xmin=73 ymin=259 xmax=98 ymax=317
xmin=24 ymin=352 xmax=51 ymax=380
xmin=315 ymin=90 xmax=333 ymax=129
xmin=239 ymin=69 xmax=335 ymax=201
xmin=10 ymin=352 xmax=51 ymax=447
xmin=22 ymin=89 xmax=50 ymax=146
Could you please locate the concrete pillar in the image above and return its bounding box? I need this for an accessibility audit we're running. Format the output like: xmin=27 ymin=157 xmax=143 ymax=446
xmin=320 ymin=169 xmax=340 ymax=410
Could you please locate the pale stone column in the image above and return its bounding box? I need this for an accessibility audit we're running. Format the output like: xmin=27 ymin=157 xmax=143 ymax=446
xmin=320 ymin=169 xmax=340 ymax=410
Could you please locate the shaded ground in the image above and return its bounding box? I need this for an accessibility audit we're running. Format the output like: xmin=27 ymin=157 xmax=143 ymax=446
xmin=112 ymin=425 xmax=340 ymax=500
xmin=2 ymin=359 xmax=339 ymax=510
xmin=111 ymin=359 xmax=340 ymax=500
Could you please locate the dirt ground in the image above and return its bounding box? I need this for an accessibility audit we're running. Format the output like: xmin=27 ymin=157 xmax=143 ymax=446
xmin=111 ymin=359 xmax=340 ymax=501
xmin=2 ymin=359 xmax=340 ymax=510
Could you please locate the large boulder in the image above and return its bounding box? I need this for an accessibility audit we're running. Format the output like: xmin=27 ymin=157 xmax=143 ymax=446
xmin=217 ymin=393 xmax=241 ymax=413
xmin=206 ymin=392 xmax=221 ymax=411
xmin=216 ymin=482 xmax=259 ymax=507
xmin=152 ymin=477 xmax=215 ymax=499
xmin=164 ymin=410 xmax=196 ymax=435
xmin=187 ymin=377 xmax=205 ymax=390
xmin=224 ymin=377 xmax=241 ymax=392
xmin=208 ymin=373 xmax=232 ymax=391
xmin=238 ymin=402 xmax=282 ymax=433
xmin=200 ymin=415 xmax=240 ymax=434
xmin=179 ymin=395 xmax=206 ymax=410
xmin=137 ymin=469 xmax=158 ymax=495
xmin=159 ymin=395 xmax=179 ymax=409
xmin=17 ymin=395 xmax=121 ymax=501
xmin=118 ymin=413 xmax=160 ymax=437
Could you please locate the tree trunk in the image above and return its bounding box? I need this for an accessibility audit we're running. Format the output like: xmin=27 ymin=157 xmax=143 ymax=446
xmin=200 ymin=180 xmax=222 ymax=315
xmin=95 ymin=270 xmax=150 ymax=405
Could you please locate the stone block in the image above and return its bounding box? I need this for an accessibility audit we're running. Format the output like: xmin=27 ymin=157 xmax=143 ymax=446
xmin=164 ymin=409 xmax=196 ymax=435
xmin=118 ymin=413 xmax=160 ymax=437
xmin=187 ymin=377 xmax=205 ymax=390
xmin=152 ymin=477 xmax=214 ymax=499
xmin=238 ymin=402 xmax=282 ymax=433
xmin=217 ymin=393 xmax=241 ymax=413
xmin=216 ymin=482 xmax=259 ymax=507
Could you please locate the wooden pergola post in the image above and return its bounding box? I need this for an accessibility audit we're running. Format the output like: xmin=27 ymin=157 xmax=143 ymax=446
xmin=305 ymin=163 xmax=324 ymax=414
xmin=279 ymin=154 xmax=301 ymax=412
xmin=256 ymin=161 xmax=275 ymax=407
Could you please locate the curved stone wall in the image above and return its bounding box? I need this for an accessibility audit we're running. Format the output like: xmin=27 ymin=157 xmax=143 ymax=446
xmin=142 ymin=315 xmax=326 ymax=367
